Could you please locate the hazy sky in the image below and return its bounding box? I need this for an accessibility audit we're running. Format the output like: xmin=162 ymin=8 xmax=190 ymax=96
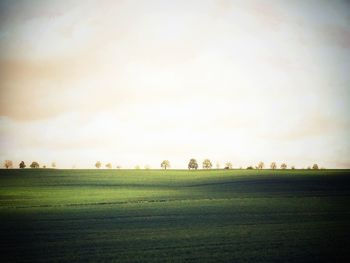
xmin=1 ymin=0 xmax=350 ymax=168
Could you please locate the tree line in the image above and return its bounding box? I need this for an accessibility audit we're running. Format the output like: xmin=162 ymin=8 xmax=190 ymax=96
xmin=2 ymin=159 xmax=321 ymax=170
xmin=3 ymin=160 xmax=56 ymax=169
xmin=92 ymin=159 xmax=321 ymax=170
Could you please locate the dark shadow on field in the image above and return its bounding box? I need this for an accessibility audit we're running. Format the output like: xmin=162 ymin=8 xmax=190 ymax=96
xmin=1 ymin=170 xmax=350 ymax=262
xmin=1 ymin=199 xmax=350 ymax=262
xmin=187 ymin=173 xmax=350 ymax=197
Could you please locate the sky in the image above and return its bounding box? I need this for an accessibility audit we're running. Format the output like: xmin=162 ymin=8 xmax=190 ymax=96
xmin=0 ymin=0 xmax=350 ymax=169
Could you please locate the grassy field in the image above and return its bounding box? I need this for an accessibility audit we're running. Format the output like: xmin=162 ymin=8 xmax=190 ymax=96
xmin=0 ymin=169 xmax=349 ymax=262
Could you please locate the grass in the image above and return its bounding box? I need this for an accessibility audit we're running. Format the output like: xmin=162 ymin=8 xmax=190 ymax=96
xmin=0 ymin=169 xmax=349 ymax=262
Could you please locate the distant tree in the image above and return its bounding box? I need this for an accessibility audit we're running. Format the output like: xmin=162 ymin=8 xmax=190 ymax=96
xmin=202 ymin=159 xmax=212 ymax=169
xmin=291 ymin=166 xmax=295 ymax=170
xmin=270 ymin=162 xmax=277 ymax=170
xmin=51 ymin=162 xmax=56 ymax=168
xmin=312 ymin=164 xmax=319 ymax=170
xmin=19 ymin=161 xmax=26 ymax=169
xmin=307 ymin=166 xmax=311 ymax=170
xmin=144 ymin=165 xmax=150 ymax=170
xmin=105 ymin=163 xmax=112 ymax=169
xmin=134 ymin=165 xmax=140 ymax=169
xmin=246 ymin=166 xmax=254 ymax=170
xmin=257 ymin=161 xmax=264 ymax=170
xmin=30 ymin=161 xmax=40 ymax=168
xmin=161 ymin=160 xmax=170 ymax=170
xmin=281 ymin=163 xmax=287 ymax=169
xmin=4 ymin=160 xmax=13 ymax=169
xmin=116 ymin=165 xmax=122 ymax=169
xmin=188 ymin=159 xmax=198 ymax=170
xmin=216 ymin=162 xmax=221 ymax=169
xmin=43 ymin=165 xmax=46 ymax=168
xmin=95 ymin=161 xmax=101 ymax=169
xmin=224 ymin=162 xmax=233 ymax=169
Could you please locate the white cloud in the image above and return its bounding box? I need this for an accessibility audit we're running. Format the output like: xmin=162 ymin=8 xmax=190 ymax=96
xmin=0 ymin=0 xmax=349 ymax=168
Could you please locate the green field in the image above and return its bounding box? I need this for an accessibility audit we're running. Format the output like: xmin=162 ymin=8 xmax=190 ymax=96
xmin=0 ymin=169 xmax=349 ymax=262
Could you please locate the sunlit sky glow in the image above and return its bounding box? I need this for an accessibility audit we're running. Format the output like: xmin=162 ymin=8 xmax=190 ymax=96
xmin=1 ymin=0 xmax=350 ymax=168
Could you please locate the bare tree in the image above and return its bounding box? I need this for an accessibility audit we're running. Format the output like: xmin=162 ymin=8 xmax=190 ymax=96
xmin=202 ymin=159 xmax=212 ymax=169
xmin=105 ymin=163 xmax=112 ymax=169
xmin=19 ymin=161 xmax=26 ymax=169
xmin=270 ymin=162 xmax=277 ymax=170
xmin=257 ymin=161 xmax=264 ymax=170
xmin=161 ymin=160 xmax=170 ymax=170
xmin=281 ymin=163 xmax=287 ymax=169
xmin=95 ymin=161 xmax=101 ymax=169
xmin=4 ymin=160 xmax=13 ymax=169
xmin=188 ymin=159 xmax=198 ymax=170
xmin=224 ymin=162 xmax=233 ymax=169
xmin=312 ymin=164 xmax=319 ymax=170
xmin=30 ymin=162 xmax=40 ymax=168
